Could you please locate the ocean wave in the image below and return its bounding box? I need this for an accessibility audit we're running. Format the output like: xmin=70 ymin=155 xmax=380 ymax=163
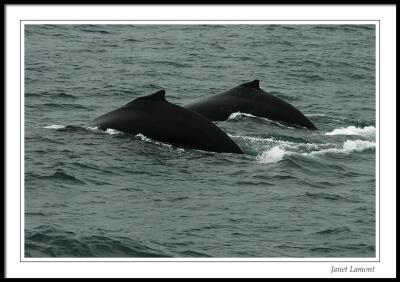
xmin=25 ymin=92 xmax=44 ymax=97
xmin=26 ymin=135 xmax=64 ymax=144
xmin=302 ymin=59 xmax=322 ymax=67
xmin=325 ymin=126 xmax=375 ymax=137
xmin=350 ymin=73 xmax=366 ymax=79
xmin=79 ymin=28 xmax=112 ymax=34
xmin=305 ymin=192 xmax=362 ymax=203
xmin=313 ymin=25 xmax=340 ymax=31
xmin=31 ymin=170 xmax=86 ymax=185
xmin=42 ymin=103 xmax=90 ymax=110
xmin=124 ymin=38 xmax=139 ymax=42
xmin=152 ymin=60 xmax=191 ymax=68
xmin=25 ymin=212 xmax=47 ymax=217
xmin=28 ymin=91 xmax=77 ymax=99
xmin=178 ymin=250 xmax=213 ymax=257
xmin=315 ymin=226 xmax=352 ymax=235
xmin=25 ymin=225 xmax=170 ymax=257
xmin=286 ymin=72 xmax=324 ymax=81
xmin=71 ymin=162 xmax=117 ymax=177
xmin=53 ymin=92 xmax=77 ymax=99
xmin=50 ymin=171 xmax=85 ymax=184
xmin=305 ymin=113 xmax=343 ymax=122
xmin=303 ymin=74 xmax=325 ymax=81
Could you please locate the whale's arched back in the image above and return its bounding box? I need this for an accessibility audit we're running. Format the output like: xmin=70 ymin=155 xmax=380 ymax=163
xmin=89 ymin=90 xmax=244 ymax=154
xmin=185 ymin=80 xmax=317 ymax=130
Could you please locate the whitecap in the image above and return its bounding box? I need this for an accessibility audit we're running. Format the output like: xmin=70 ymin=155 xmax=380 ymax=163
xmin=325 ymin=126 xmax=375 ymax=137
xmin=342 ymin=140 xmax=375 ymax=153
xmin=256 ymin=146 xmax=287 ymax=164
xmin=43 ymin=125 xmax=65 ymax=129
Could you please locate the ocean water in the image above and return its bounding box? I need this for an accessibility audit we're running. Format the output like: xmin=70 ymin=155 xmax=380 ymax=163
xmin=24 ymin=24 xmax=376 ymax=258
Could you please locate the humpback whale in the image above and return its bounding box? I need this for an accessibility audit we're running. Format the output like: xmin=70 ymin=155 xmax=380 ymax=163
xmin=185 ymin=80 xmax=317 ymax=130
xmin=89 ymin=90 xmax=243 ymax=154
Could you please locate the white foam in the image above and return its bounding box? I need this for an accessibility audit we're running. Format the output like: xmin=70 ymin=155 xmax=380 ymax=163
xmin=86 ymin=126 xmax=99 ymax=131
xmin=307 ymin=147 xmax=340 ymax=156
xmin=308 ymin=140 xmax=375 ymax=156
xmin=86 ymin=126 xmax=123 ymax=135
xmin=228 ymin=112 xmax=255 ymax=120
xmin=228 ymin=112 xmax=292 ymax=128
xmin=325 ymin=126 xmax=375 ymax=137
xmin=230 ymin=134 xmax=324 ymax=150
xmin=256 ymin=146 xmax=287 ymax=164
xmin=136 ymin=133 xmax=153 ymax=143
xmin=342 ymin=140 xmax=375 ymax=152
xmin=135 ymin=133 xmax=174 ymax=149
xmin=306 ymin=113 xmax=328 ymax=117
xmin=228 ymin=112 xmax=285 ymax=125
xmin=256 ymin=139 xmax=375 ymax=164
xmin=105 ymin=128 xmax=123 ymax=135
xmin=43 ymin=125 xmax=65 ymax=129
xmin=229 ymin=134 xmax=275 ymax=143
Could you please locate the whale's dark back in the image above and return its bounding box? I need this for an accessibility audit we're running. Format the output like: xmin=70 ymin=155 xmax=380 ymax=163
xmin=89 ymin=90 xmax=243 ymax=154
xmin=185 ymin=80 xmax=317 ymax=130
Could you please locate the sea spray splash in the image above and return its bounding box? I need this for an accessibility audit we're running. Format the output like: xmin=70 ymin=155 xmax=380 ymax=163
xmin=256 ymin=146 xmax=286 ymax=164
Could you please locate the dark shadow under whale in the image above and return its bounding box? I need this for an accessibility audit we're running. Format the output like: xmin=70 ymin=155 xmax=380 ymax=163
xmin=185 ymin=80 xmax=317 ymax=130
xmin=89 ymin=90 xmax=243 ymax=154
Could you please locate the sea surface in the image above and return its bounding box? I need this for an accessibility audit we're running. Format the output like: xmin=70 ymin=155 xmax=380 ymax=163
xmin=24 ymin=24 xmax=376 ymax=258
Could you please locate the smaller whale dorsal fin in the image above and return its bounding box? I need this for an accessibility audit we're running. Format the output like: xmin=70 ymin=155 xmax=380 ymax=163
xmin=143 ymin=90 xmax=166 ymax=101
xmin=127 ymin=90 xmax=166 ymax=105
xmin=241 ymin=80 xmax=260 ymax=89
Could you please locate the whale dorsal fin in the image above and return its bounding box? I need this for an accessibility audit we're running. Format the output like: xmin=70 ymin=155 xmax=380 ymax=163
xmin=126 ymin=90 xmax=166 ymax=105
xmin=240 ymin=80 xmax=260 ymax=89
xmin=141 ymin=90 xmax=166 ymax=101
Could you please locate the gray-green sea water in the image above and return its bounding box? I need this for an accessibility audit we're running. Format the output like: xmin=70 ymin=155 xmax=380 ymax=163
xmin=24 ymin=24 xmax=376 ymax=258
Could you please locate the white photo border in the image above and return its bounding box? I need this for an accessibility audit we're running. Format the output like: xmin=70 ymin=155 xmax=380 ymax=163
xmin=5 ymin=4 xmax=396 ymax=278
